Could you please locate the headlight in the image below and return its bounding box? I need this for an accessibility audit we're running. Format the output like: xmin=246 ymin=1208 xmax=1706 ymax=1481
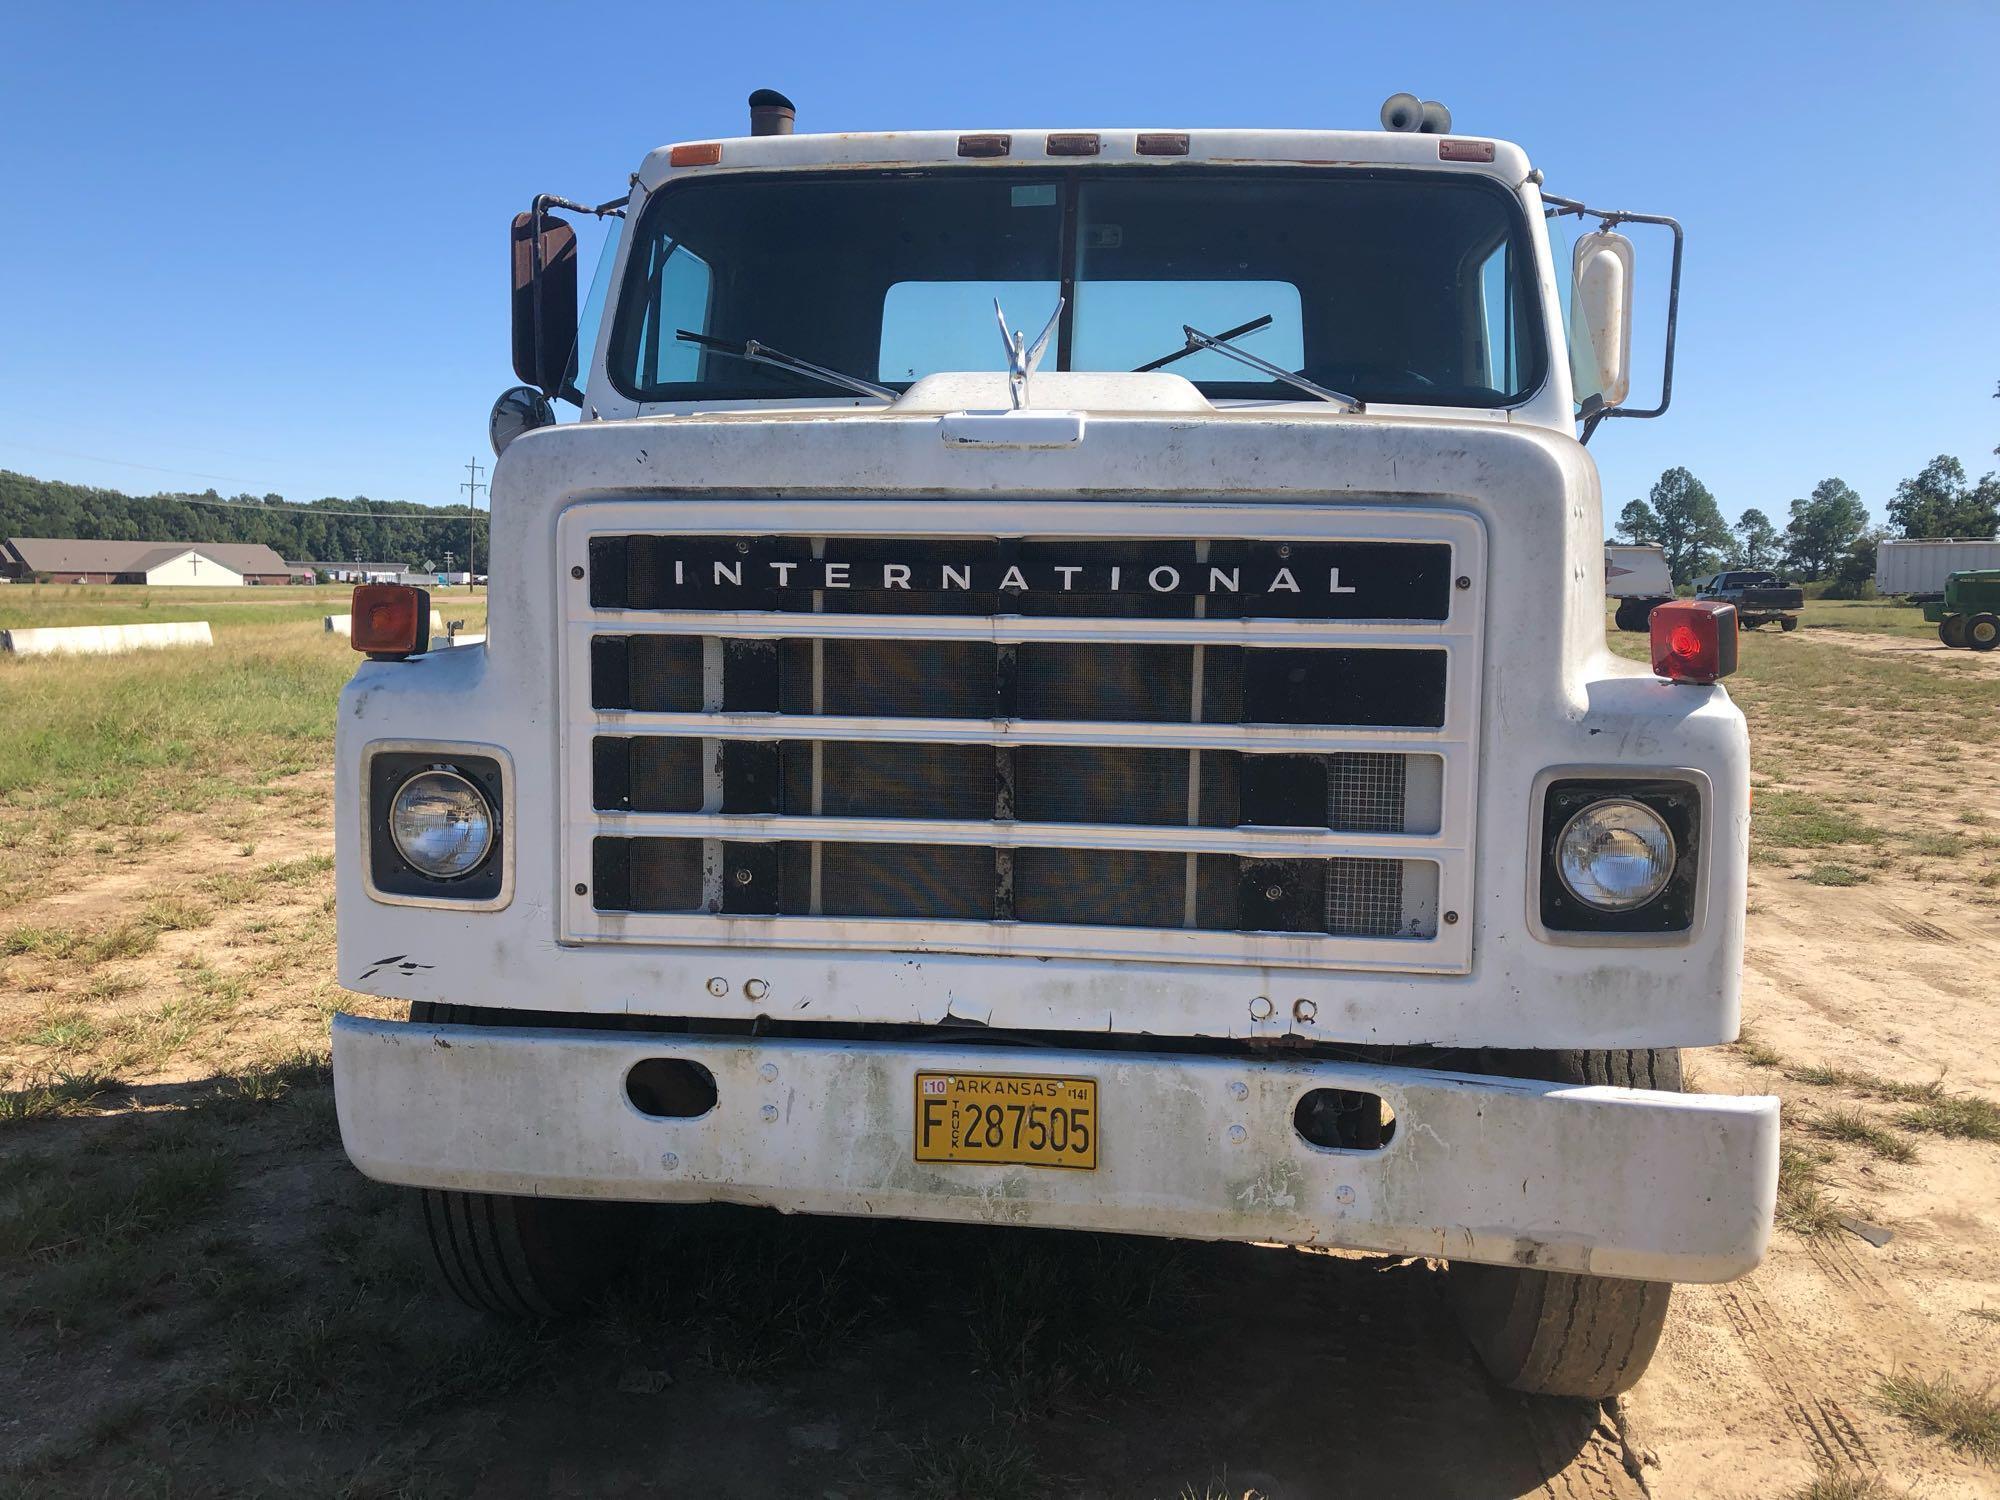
xmin=1554 ymin=799 xmax=1675 ymax=911
xmin=389 ymin=769 xmax=494 ymax=879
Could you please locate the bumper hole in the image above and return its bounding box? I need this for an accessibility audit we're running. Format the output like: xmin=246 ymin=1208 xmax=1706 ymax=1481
xmin=1294 ymin=1088 xmax=1395 ymax=1151
xmin=626 ymin=1058 xmax=717 ymax=1118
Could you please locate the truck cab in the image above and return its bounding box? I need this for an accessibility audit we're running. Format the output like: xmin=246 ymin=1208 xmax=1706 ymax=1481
xmin=330 ymin=92 xmax=1777 ymax=1398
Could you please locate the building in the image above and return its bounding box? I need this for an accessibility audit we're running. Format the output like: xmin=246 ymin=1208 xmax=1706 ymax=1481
xmin=291 ymin=560 xmax=417 ymax=584
xmin=1 ymin=537 xmax=298 ymax=586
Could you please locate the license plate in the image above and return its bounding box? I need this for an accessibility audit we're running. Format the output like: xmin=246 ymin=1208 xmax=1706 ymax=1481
xmin=913 ymin=1072 xmax=1098 ymax=1170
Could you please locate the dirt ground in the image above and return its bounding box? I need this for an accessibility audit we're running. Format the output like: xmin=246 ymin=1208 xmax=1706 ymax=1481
xmin=4 ymin=623 xmax=1999 ymax=1498
xmin=1804 ymin=629 xmax=2000 ymax=673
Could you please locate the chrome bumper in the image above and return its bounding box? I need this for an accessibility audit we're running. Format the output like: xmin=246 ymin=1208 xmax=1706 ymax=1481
xmin=332 ymin=1014 xmax=1777 ymax=1283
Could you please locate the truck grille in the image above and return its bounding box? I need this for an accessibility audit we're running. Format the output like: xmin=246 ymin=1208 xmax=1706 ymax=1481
xmin=559 ymin=502 xmax=1482 ymax=973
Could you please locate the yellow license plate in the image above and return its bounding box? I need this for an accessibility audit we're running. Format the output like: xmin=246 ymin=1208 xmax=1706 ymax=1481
xmin=913 ymin=1072 xmax=1098 ymax=1170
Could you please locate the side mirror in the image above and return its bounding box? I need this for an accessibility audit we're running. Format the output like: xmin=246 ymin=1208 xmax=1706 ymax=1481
xmin=1569 ymin=229 xmax=1634 ymax=408
xmin=511 ymin=209 xmax=578 ymax=399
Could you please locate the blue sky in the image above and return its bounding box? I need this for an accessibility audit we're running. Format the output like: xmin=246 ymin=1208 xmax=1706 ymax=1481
xmin=2 ymin=1 xmax=1994 ymax=531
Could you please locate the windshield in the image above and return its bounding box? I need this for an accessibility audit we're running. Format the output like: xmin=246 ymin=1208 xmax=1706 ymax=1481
xmin=608 ymin=168 xmax=1546 ymax=407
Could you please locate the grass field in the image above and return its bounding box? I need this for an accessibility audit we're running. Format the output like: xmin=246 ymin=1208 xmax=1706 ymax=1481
xmin=3 ymin=585 xmax=1999 ymax=1496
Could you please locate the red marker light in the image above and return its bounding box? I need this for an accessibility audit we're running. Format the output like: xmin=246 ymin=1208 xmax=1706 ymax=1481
xmin=1650 ymin=599 xmax=1738 ymax=684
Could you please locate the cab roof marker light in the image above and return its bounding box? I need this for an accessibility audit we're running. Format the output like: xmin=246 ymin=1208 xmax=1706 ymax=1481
xmin=1046 ymin=132 xmax=1101 ymax=157
xmin=1438 ymin=139 xmax=1495 ymax=163
xmin=1650 ymin=599 xmax=1738 ymax=684
xmin=669 ymin=142 xmax=722 ymax=168
xmin=1135 ymin=133 xmax=1190 ymax=156
xmin=956 ymin=133 xmax=1011 ymax=158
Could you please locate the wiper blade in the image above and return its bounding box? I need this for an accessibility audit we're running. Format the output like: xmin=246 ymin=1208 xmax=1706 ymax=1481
xmin=1139 ymin=320 xmax=1364 ymax=412
xmin=675 ymin=330 xmax=895 ymax=403
xmin=1133 ymin=314 xmax=1274 ymax=373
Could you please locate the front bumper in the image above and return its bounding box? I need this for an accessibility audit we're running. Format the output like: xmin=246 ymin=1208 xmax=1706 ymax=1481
xmin=331 ymin=1014 xmax=1778 ymax=1284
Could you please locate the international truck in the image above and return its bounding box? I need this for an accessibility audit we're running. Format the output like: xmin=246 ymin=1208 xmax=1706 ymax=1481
xmin=331 ymin=90 xmax=1778 ymax=1400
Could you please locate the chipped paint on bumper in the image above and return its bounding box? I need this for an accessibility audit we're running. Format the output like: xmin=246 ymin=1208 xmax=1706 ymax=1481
xmin=332 ymin=1014 xmax=1777 ymax=1284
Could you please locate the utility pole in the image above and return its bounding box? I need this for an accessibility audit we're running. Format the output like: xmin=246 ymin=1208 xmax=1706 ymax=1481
xmin=460 ymin=459 xmax=488 ymax=590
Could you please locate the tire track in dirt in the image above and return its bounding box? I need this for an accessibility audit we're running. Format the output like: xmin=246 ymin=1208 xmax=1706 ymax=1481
xmin=1715 ymin=1274 xmax=1879 ymax=1477
xmin=1521 ymin=1402 xmax=1648 ymax=1500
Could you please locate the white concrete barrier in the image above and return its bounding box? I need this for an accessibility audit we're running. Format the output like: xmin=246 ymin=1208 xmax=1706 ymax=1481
xmin=2 ymin=621 xmax=215 ymax=657
xmin=323 ymin=611 xmax=447 ymax=637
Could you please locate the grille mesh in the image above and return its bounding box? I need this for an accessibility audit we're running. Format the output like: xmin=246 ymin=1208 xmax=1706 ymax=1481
xmin=1326 ymin=858 xmax=1408 ymax=938
xmin=595 ymin=835 xmax=1427 ymax=938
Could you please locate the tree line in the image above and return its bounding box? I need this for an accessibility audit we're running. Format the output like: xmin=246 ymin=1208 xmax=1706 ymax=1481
xmin=0 ymin=470 xmax=486 ymax=574
xmin=1617 ymin=454 xmax=2000 ymax=589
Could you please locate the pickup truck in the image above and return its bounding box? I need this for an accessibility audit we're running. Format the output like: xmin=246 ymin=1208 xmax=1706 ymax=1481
xmin=1695 ymin=570 xmax=1802 ymax=631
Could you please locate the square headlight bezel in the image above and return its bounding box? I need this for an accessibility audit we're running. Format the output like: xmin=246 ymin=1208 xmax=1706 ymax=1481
xmin=1533 ymin=771 xmax=1705 ymax=942
xmin=362 ymin=741 xmax=513 ymax=910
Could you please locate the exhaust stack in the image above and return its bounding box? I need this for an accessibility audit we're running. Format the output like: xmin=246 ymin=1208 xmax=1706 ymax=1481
xmin=749 ymin=89 xmax=796 ymax=136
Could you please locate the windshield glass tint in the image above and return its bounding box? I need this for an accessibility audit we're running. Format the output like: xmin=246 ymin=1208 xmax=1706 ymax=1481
xmin=609 ymin=169 xmax=1544 ymax=406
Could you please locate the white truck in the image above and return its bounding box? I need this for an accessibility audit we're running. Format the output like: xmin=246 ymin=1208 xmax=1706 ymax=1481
xmin=1605 ymin=542 xmax=1674 ymax=631
xmin=331 ymin=91 xmax=1777 ymax=1399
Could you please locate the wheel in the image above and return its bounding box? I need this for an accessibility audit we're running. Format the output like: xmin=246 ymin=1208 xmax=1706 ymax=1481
xmin=407 ymin=1002 xmax=645 ymax=1316
xmin=1942 ymin=615 xmax=1968 ymax=648
xmin=1613 ymin=599 xmax=1663 ymax=633
xmin=1447 ymin=1048 xmax=1680 ymax=1398
xmin=1779 ymin=616 xmax=1798 ymax=632
xmin=1968 ymin=613 xmax=2000 ymax=652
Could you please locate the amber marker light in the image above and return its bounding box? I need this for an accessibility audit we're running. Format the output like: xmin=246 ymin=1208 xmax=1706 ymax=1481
xmin=350 ymin=584 xmax=431 ymax=660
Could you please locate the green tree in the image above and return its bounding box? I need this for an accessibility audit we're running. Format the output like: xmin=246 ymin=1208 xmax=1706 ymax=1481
xmin=1886 ymin=455 xmax=2000 ymax=539
xmin=0 ymin=469 xmax=488 ymax=573
xmin=1823 ymin=528 xmax=1882 ymax=599
xmin=1647 ymin=468 xmax=1732 ymax=584
xmin=1615 ymin=498 xmax=1661 ymax=545
xmin=1732 ymin=508 xmax=1779 ymax=571
xmin=1781 ymin=478 xmax=1868 ymax=579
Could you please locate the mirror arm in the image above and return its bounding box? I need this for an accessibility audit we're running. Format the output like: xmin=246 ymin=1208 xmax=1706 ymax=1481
xmin=1577 ymin=394 xmax=1607 ymax=446
xmin=1545 ymin=195 xmax=1684 ymax=427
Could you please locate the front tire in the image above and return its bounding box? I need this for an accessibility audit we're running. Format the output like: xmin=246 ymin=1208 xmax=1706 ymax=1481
xmin=1447 ymin=1048 xmax=1680 ymax=1398
xmin=1779 ymin=615 xmax=1798 ymax=632
xmin=407 ymin=1001 xmax=643 ymax=1316
xmin=1940 ymin=617 xmax=1965 ymax=648
xmin=416 ymin=1186 xmax=638 ymax=1318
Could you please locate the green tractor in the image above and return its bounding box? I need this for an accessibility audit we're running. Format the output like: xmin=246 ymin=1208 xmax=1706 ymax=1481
xmin=1924 ymin=569 xmax=2000 ymax=651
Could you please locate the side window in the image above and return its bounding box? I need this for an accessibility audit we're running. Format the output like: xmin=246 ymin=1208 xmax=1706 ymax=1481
xmin=572 ymin=217 xmax=625 ymax=393
xmin=630 ymin=241 xmax=713 ymax=387
xmin=1473 ymin=241 xmax=1517 ymax=393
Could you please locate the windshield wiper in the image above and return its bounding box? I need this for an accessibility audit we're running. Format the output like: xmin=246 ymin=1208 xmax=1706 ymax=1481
xmin=675 ymin=330 xmax=895 ymax=403
xmin=1133 ymin=314 xmax=1274 ymax=372
xmin=1136 ymin=319 xmax=1364 ymax=412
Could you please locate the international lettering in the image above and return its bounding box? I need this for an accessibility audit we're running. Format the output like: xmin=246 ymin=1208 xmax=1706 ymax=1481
xmin=658 ymin=557 xmax=1369 ymax=596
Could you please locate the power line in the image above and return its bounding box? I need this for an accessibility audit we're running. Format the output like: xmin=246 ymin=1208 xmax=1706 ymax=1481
xmin=78 ymin=492 xmax=488 ymax=525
